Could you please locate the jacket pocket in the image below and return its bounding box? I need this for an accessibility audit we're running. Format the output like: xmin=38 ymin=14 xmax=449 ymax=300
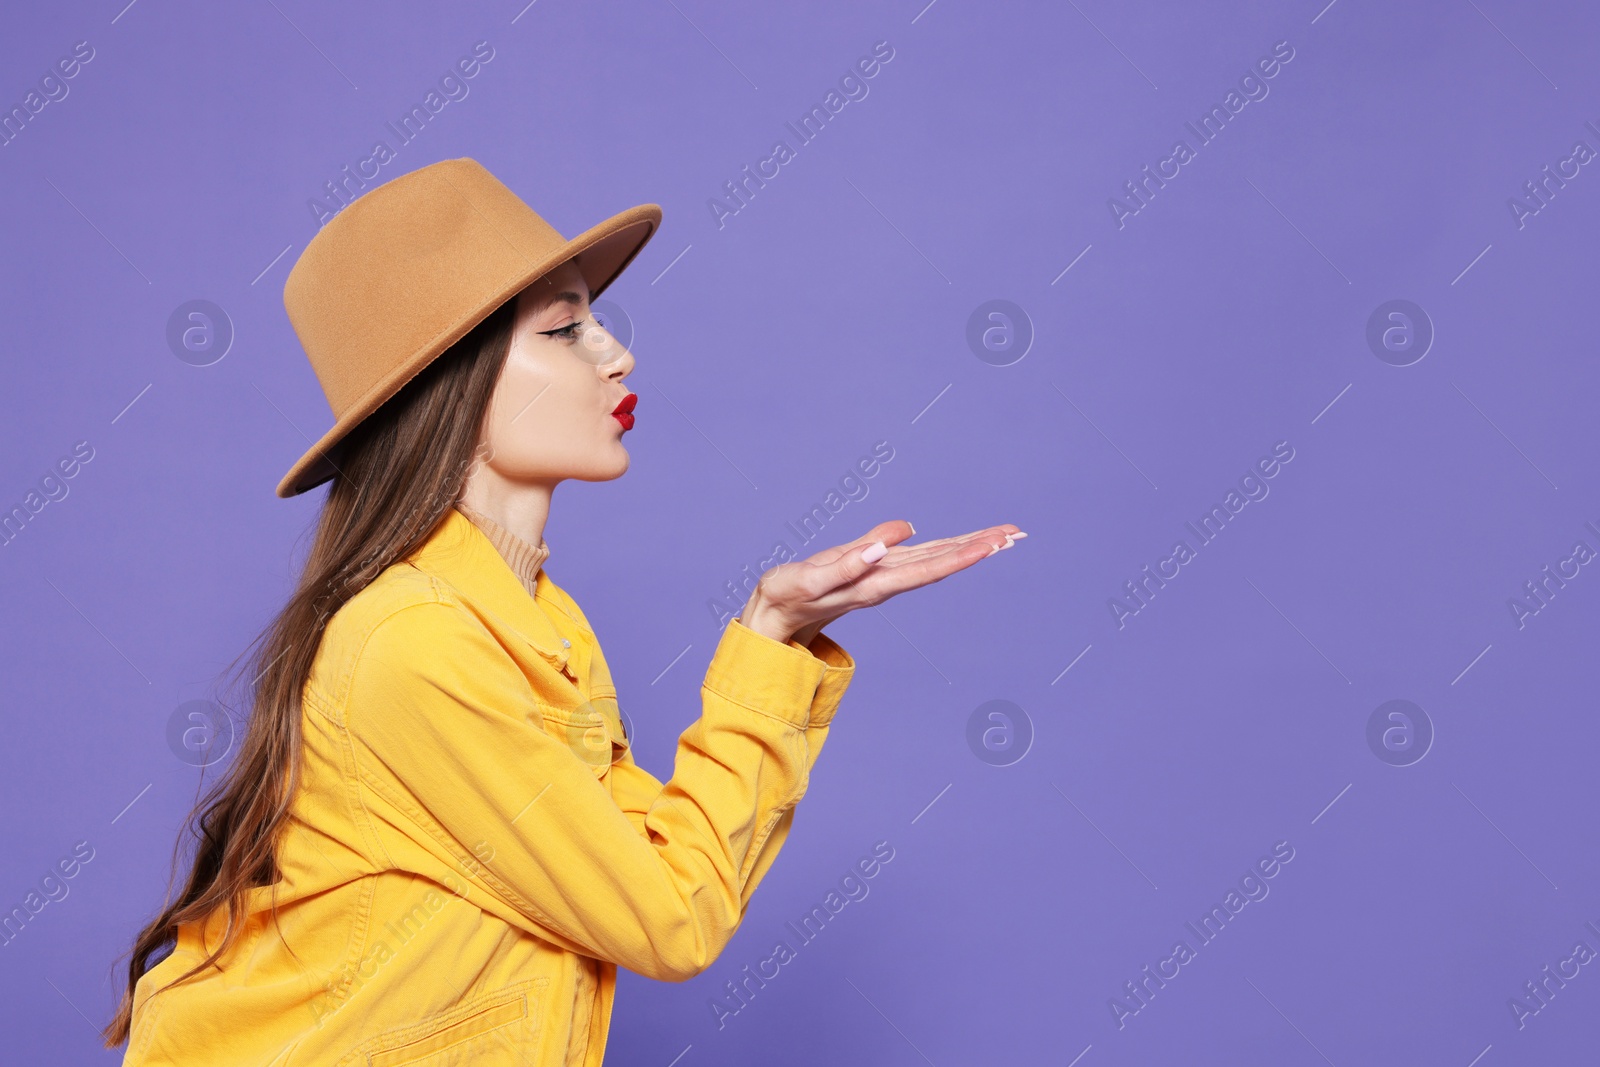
xmin=337 ymin=978 xmax=547 ymax=1066
xmin=535 ymin=694 xmax=629 ymax=778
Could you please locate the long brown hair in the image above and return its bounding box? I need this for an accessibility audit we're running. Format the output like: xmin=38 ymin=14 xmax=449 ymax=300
xmin=101 ymin=297 xmax=519 ymax=1047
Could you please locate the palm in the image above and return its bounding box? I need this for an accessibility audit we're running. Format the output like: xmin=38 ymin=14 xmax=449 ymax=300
xmin=749 ymin=520 xmax=1023 ymax=648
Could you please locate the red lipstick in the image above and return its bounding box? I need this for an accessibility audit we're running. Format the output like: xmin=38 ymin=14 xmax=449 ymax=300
xmin=612 ymin=392 xmax=636 ymax=431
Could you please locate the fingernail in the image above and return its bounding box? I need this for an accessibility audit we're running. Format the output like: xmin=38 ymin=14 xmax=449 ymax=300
xmin=1001 ymin=535 xmax=1015 ymax=549
xmin=1011 ymin=531 xmax=1028 ymax=539
xmin=861 ymin=541 xmax=888 ymax=564
xmin=906 ymin=521 xmax=916 ymax=535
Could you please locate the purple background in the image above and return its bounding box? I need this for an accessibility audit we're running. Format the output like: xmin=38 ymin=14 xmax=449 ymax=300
xmin=3 ymin=1 xmax=1598 ymax=1063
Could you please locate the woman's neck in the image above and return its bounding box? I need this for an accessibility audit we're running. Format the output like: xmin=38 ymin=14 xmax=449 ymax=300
xmin=456 ymin=474 xmax=555 ymax=550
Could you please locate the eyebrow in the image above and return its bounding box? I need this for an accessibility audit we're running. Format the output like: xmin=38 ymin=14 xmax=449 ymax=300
xmin=531 ymin=288 xmax=592 ymax=314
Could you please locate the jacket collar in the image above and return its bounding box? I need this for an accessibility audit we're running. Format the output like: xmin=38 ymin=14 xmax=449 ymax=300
xmin=403 ymin=506 xmax=574 ymax=672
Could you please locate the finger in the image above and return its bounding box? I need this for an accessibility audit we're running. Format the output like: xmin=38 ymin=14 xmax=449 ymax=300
xmin=812 ymin=531 xmax=1009 ymax=611
xmin=876 ymin=525 xmax=1023 ymax=565
xmin=797 ymin=520 xmax=917 ymax=569
xmin=889 ymin=523 xmax=1022 ymax=553
xmin=805 ymin=522 xmax=1021 ymax=570
xmin=807 ymin=521 xmax=974 ymax=601
xmin=832 ymin=529 xmax=1015 ymax=598
xmin=792 ymin=522 xmax=1019 ymax=605
xmin=845 ymin=536 xmax=1004 ymax=603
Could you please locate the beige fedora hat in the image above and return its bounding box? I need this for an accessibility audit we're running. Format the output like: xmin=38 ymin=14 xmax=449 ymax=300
xmin=276 ymin=157 xmax=661 ymax=498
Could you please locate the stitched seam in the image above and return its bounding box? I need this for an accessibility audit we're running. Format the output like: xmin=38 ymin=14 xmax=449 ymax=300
xmin=312 ymin=876 xmax=377 ymax=1024
xmin=302 ymin=686 xmax=340 ymax=726
xmin=365 ymin=978 xmax=546 ymax=1053
xmin=534 ymin=590 xmax=591 ymax=632
xmin=331 ymin=978 xmax=549 ymax=1067
xmin=534 ymin=704 xmax=605 ymax=726
xmin=737 ymin=732 xmax=808 ymax=883
xmin=128 ymin=979 xmax=165 ymax=1060
xmin=304 ymin=684 xmax=395 ymax=870
xmin=739 ymin=807 xmax=790 ymax=884
xmin=700 ymin=684 xmax=810 ymax=729
xmin=342 ymin=709 xmax=396 ymax=871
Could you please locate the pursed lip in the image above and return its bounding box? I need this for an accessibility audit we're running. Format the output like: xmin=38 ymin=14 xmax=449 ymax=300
xmin=611 ymin=392 xmax=636 ymax=431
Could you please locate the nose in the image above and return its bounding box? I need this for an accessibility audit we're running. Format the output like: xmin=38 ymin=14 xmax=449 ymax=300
xmin=581 ymin=320 xmax=634 ymax=378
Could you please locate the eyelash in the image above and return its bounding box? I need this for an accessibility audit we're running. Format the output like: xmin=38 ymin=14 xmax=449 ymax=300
xmin=542 ymin=318 xmax=589 ymax=341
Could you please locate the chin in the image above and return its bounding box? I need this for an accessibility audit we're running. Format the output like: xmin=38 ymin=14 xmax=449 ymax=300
xmin=583 ymin=448 xmax=631 ymax=482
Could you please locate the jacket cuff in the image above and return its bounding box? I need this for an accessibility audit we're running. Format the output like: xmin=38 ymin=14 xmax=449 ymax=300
xmin=704 ymin=617 xmax=829 ymax=729
xmin=788 ymin=630 xmax=855 ymax=727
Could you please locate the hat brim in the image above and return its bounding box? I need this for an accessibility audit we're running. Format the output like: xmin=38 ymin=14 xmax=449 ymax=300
xmin=274 ymin=202 xmax=661 ymax=499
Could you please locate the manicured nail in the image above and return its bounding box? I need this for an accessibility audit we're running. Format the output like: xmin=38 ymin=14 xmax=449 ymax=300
xmin=861 ymin=541 xmax=888 ymax=564
xmin=1001 ymin=535 xmax=1015 ymax=549
xmin=906 ymin=521 xmax=916 ymax=535
xmin=1011 ymin=531 xmax=1028 ymax=539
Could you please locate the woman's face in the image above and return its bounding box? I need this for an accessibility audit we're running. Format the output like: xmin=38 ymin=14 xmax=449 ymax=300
xmin=473 ymin=258 xmax=636 ymax=485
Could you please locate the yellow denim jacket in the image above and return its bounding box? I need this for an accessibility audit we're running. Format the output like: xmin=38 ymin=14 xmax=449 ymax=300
xmin=123 ymin=505 xmax=855 ymax=1065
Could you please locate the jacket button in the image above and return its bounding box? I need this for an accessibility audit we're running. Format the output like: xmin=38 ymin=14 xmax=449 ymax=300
xmin=561 ymin=638 xmax=571 ymax=648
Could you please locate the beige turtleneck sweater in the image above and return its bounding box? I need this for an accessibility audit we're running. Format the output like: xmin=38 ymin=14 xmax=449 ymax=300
xmin=452 ymin=499 xmax=551 ymax=597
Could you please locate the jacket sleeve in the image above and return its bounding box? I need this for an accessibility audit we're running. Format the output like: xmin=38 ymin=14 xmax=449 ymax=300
xmin=341 ymin=598 xmax=855 ymax=983
xmin=609 ymin=625 xmax=855 ymax=896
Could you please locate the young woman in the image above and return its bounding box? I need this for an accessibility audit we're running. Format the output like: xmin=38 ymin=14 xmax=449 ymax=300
xmin=102 ymin=158 xmax=1022 ymax=1065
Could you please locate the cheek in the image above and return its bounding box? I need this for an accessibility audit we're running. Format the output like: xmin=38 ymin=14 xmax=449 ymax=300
xmin=487 ymin=370 xmax=553 ymax=446
xmin=488 ymin=375 xmax=616 ymax=469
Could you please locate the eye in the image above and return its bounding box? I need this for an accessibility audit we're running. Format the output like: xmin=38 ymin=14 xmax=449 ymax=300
xmin=540 ymin=318 xmax=589 ymax=341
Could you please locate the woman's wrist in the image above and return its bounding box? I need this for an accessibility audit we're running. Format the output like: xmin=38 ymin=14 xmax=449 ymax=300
xmin=736 ymin=592 xmax=795 ymax=645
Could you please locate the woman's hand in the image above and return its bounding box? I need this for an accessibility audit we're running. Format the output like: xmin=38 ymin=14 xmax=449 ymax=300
xmin=734 ymin=520 xmax=1025 ymax=647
